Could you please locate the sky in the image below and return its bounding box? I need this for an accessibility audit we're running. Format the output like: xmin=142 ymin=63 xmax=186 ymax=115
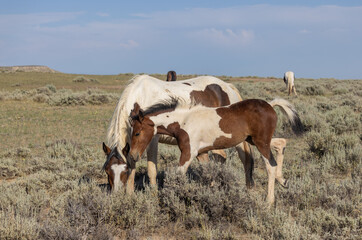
xmin=1 ymin=0 xmax=362 ymax=79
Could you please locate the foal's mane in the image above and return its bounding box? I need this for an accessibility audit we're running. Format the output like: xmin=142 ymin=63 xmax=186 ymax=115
xmin=142 ymin=97 xmax=180 ymax=116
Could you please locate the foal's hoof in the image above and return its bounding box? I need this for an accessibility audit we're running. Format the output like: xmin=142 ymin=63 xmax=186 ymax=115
xmin=280 ymin=179 xmax=289 ymax=189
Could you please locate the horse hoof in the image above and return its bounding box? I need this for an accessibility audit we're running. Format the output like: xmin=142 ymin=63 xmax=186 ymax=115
xmin=281 ymin=179 xmax=289 ymax=189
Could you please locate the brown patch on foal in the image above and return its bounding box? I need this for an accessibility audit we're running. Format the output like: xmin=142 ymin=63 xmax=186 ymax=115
xmin=190 ymin=84 xmax=230 ymax=107
xmin=157 ymin=122 xmax=191 ymax=166
xmin=212 ymin=99 xmax=277 ymax=166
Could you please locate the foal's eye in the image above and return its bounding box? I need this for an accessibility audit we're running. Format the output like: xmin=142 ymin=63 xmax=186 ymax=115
xmin=135 ymin=133 xmax=140 ymax=136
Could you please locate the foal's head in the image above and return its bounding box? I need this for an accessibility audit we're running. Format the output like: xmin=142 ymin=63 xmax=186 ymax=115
xmin=102 ymin=142 xmax=130 ymax=192
xmin=128 ymin=103 xmax=156 ymax=162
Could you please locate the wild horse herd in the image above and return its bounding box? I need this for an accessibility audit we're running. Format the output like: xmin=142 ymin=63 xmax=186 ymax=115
xmin=102 ymin=71 xmax=302 ymax=205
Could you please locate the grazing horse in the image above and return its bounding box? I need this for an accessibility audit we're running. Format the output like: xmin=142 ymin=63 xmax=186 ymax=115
xmin=106 ymin=75 xmax=290 ymax=194
xmin=129 ymin=98 xmax=304 ymax=204
xmin=102 ymin=142 xmax=130 ymax=192
xmin=284 ymin=71 xmax=297 ymax=96
xmin=166 ymin=70 xmax=177 ymax=81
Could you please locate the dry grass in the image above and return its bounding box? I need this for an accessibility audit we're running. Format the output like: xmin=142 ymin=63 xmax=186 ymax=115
xmin=0 ymin=72 xmax=361 ymax=239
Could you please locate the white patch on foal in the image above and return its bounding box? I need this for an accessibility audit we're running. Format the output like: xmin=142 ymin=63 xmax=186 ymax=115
xmin=150 ymin=105 xmax=232 ymax=173
xmin=111 ymin=163 xmax=127 ymax=192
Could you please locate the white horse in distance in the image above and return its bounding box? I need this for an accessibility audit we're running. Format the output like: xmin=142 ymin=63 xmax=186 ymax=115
xmin=284 ymin=71 xmax=297 ymax=96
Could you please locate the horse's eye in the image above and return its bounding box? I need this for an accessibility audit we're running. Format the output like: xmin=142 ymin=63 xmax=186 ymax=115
xmin=135 ymin=133 xmax=140 ymax=136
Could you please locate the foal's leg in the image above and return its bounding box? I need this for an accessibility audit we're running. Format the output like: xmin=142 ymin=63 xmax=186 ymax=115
xmin=236 ymin=142 xmax=254 ymax=188
xmin=262 ymin=153 xmax=277 ymax=205
xmin=126 ymin=166 xmax=136 ymax=195
xmin=254 ymin=140 xmax=277 ymax=205
xmin=271 ymin=138 xmax=288 ymax=188
xmin=177 ymin=148 xmax=198 ymax=174
xmin=292 ymin=85 xmax=297 ymax=96
xmin=146 ymin=135 xmax=159 ymax=186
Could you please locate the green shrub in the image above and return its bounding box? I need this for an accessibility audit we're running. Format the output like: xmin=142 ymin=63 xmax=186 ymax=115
xmin=326 ymin=106 xmax=360 ymax=135
xmin=302 ymin=85 xmax=326 ymax=96
xmin=159 ymin=161 xmax=253 ymax=228
xmin=306 ymin=130 xmax=337 ymax=157
xmin=73 ymin=76 xmax=99 ymax=83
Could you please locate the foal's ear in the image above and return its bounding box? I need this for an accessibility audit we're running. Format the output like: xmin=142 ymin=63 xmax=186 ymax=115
xmin=132 ymin=103 xmax=141 ymax=114
xmin=102 ymin=142 xmax=111 ymax=154
xmin=139 ymin=109 xmax=144 ymax=121
xmin=130 ymin=103 xmax=141 ymax=120
xmin=122 ymin=143 xmax=130 ymax=157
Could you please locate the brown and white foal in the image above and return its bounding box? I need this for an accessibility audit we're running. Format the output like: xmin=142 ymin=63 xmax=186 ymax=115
xmin=102 ymin=142 xmax=130 ymax=192
xmin=129 ymin=98 xmax=303 ymax=204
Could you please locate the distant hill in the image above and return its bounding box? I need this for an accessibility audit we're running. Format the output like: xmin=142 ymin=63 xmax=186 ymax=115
xmin=0 ymin=65 xmax=60 ymax=73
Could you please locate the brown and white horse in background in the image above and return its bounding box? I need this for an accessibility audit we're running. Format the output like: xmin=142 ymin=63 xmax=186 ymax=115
xmin=284 ymin=71 xmax=297 ymax=96
xmin=129 ymin=98 xmax=304 ymax=204
xmin=106 ymin=75 xmax=289 ymax=193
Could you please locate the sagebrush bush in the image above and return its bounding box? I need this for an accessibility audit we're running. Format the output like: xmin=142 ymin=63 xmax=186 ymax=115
xmin=1 ymin=85 xmax=117 ymax=106
xmin=306 ymin=129 xmax=338 ymax=157
xmin=301 ymin=85 xmax=326 ymax=96
xmin=73 ymin=76 xmax=99 ymax=83
xmin=159 ymin=161 xmax=254 ymax=228
xmin=326 ymin=106 xmax=360 ymax=135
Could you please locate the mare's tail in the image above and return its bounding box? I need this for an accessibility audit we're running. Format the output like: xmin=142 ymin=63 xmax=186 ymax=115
xmin=268 ymin=98 xmax=304 ymax=136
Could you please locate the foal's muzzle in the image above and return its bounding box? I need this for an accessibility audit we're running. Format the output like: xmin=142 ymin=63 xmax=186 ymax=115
xmin=129 ymin=151 xmax=140 ymax=162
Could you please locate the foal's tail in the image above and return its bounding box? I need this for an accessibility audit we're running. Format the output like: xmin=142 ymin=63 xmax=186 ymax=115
xmin=268 ymin=98 xmax=304 ymax=135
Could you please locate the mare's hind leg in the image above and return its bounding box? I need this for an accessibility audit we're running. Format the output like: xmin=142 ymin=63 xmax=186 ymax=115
xmin=254 ymin=139 xmax=277 ymax=205
xmin=271 ymin=138 xmax=288 ymax=188
xmin=211 ymin=149 xmax=227 ymax=163
xmin=196 ymin=153 xmax=209 ymax=163
xmin=236 ymin=142 xmax=254 ymax=188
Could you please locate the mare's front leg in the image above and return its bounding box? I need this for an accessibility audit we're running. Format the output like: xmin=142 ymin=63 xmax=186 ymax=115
xmin=271 ymin=138 xmax=288 ymax=188
xmin=146 ymin=135 xmax=159 ymax=186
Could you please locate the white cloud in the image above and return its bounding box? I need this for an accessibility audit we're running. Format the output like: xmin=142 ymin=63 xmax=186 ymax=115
xmin=190 ymin=28 xmax=254 ymax=47
xmin=119 ymin=40 xmax=139 ymax=49
xmin=96 ymin=12 xmax=110 ymax=17
xmin=299 ymin=29 xmax=311 ymax=34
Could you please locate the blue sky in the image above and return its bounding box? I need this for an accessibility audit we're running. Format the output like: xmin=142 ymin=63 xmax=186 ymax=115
xmin=1 ymin=1 xmax=362 ymax=79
